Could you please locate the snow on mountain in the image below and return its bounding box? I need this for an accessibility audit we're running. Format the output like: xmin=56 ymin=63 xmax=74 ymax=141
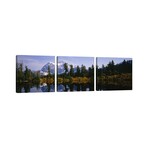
xmin=40 ymin=61 xmax=79 ymax=76
xmin=40 ymin=62 xmax=55 ymax=76
xmin=58 ymin=61 xmax=77 ymax=74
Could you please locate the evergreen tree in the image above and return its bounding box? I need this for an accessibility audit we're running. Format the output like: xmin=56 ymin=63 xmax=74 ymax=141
xmin=16 ymin=63 xmax=24 ymax=82
xmin=81 ymin=65 xmax=87 ymax=77
xmin=64 ymin=63 xmax=68 ymax=75
xmin=76 ymin=66 xmax=80 ymax=77
xmin=24 ymin=66 xmax=29 ymax=81
xmin=24 ymin=66 xmax=32 ymax=82
xmin=91 ymin=65 xmax=94 ymax=77
xmin=70 ymin=65 xmax=74 ymax=76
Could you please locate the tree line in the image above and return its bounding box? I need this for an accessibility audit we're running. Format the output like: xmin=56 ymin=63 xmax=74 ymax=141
xmin=16 ymin=63 xmax=54 ymax=83
xmin=96 ymin=60 xmax=132 ymax=76
xmin=58 ymin=63 xmax=94 ymax=84
xmin=96 ymin=60 xmax=132 ymax=90
xmin=16 ymin=63 xmax=40 ymax=83
xmin=17 ymin=60 xmax=131 ymax=85
xmin=60 ymin=63 xmax=94 ymax=78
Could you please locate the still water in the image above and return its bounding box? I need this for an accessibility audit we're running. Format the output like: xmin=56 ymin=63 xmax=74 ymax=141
xmin=57 ymin=83 xmax=94 ymax=92
xmin=16 ymin=83 xmax=94 ymax=92
xmin=96 ymin=83 xmax=132 ymax=91
xmin=16 ymin=83 xmax=55 ymax=93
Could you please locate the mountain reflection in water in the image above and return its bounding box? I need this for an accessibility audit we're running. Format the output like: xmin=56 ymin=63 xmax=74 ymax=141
xmin=16 ymin=83 xmax=55 ymax=93
xmin=57 ymin=83 xmax=94 ymax=92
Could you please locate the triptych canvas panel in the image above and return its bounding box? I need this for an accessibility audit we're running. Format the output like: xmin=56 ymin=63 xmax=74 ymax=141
xmin=16 ymin=55 xmax=132 ymax=93
xmin=57 ymin=56 xmax=94 ymax=92
xmin=96 ymin=57 xmax=132 ymax=90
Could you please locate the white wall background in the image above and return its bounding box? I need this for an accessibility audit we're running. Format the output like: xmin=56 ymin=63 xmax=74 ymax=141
xmin=0 ymin=0 xmax=148 ymax=148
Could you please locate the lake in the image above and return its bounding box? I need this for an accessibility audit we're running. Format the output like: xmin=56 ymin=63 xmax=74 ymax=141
xmin=16 ymin=83 xmax=94 ymax=92
xmin=96 ymin=83 xmax=132 ymax=91
xmin=16 ymin=83 xmax=55 ymax=93
xmin=57 ymin=83 xmax=94 ymax=92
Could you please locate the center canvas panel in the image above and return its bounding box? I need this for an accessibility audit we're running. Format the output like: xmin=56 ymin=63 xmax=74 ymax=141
xmin=57 ymin=56 xmax=94 ymax=92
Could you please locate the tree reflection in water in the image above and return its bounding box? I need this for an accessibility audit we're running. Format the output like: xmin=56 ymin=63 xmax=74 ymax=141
xmin=16 ymin=83 xmax=55 ymax=93
xmin=57 ymin=83 xmax=94 ymax=92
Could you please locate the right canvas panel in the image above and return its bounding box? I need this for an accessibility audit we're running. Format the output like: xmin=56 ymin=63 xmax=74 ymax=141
xmin=96 ymin=57 xmax=132 ymax=91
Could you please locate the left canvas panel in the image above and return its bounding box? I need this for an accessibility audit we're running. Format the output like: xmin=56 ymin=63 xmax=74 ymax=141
xmin=16 ymin=55 xmax=55 ymax=93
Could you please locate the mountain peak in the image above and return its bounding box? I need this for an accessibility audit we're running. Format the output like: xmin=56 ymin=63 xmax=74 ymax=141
xmin=58 ymin=61 xmax=77 ymax=74
xmin=40 ymin=62 xmax=55 ymax=76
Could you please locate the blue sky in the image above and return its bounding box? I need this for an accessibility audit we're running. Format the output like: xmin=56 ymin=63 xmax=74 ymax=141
xmin=58 ymin=56 xmax=94 ymax=68
xmin=16 ymin=55 xmax=55 ymax=71
xmin=97 ymin=57 xmax=132 ymax=68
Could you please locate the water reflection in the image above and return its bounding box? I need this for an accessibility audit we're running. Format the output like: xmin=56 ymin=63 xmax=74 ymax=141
xmin=96 ymin=82 xmax=132 ymax=91
xmin=16 ymin=83 xmax=55 ymax=93
xmin=57 ymin=83 xmax=94 ymax=92
xmin=40 ymin=83 xmax=55 ymax=92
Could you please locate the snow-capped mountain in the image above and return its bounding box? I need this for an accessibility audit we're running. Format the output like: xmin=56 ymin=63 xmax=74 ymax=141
xmin=58 ymin=61 xmax=66 ymax=74
xmin=58 ymin=61 xmax=77 ymax=74
xmin=40 ymin=61 xmax=78 ymax=76
xmin=40 ymin=62 xmax=55 ymax=76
